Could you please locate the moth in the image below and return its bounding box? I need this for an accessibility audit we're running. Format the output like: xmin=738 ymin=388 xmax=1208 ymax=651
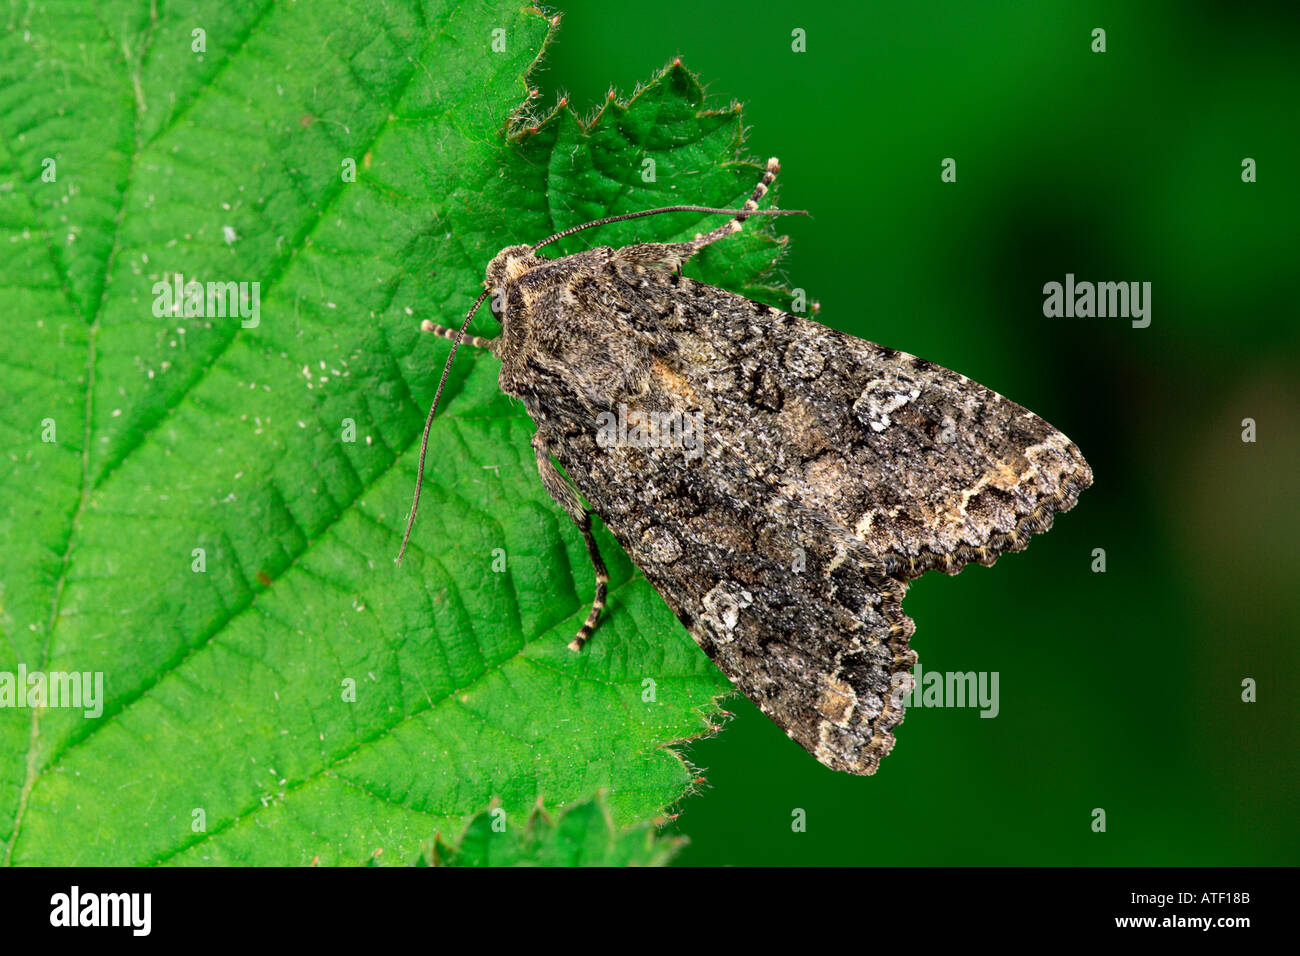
xmin=400 ymin=159 xmax=1092 ymax=775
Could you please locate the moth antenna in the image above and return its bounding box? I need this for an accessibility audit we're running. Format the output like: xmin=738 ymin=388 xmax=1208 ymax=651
xmin=531 ymin=204 xmax=806 ymax=253
xmin=397 ymin=287 xmax=491 ymax=565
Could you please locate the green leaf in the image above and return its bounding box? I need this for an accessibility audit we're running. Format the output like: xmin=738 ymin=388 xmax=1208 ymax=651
xmin=425 ymin=794 xmax=681 ymax=867
xmin=0 ymin=1 xmax=787 ymax=866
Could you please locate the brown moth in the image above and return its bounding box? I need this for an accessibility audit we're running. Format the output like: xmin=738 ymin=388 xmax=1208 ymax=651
xmin=400 ymin=159 xmax=1092 ymax=774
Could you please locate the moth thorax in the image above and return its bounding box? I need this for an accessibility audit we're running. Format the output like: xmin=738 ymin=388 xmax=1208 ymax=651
xmin=484 ymin=244 xmax=537 ymax=295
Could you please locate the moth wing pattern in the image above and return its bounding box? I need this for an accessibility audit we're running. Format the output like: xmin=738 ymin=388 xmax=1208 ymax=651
xmin=518 ymin=242 xmax=1091 ymax=775
xmin=419 ymin=157 xmax=1095 ymax=775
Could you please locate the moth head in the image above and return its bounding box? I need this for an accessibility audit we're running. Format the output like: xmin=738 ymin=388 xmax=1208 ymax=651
xmin=483 ymin=244 xmax=537 ymax=321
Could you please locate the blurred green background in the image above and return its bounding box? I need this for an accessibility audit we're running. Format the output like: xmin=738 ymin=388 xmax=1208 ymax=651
xmin=538 ymin=0 xmax=1299 ymax=865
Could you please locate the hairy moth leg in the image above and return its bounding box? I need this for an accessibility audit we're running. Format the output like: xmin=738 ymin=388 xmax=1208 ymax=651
xmin=531 ymin=430 xmax=610 ymax=652
xmin=679 ymin=156 xmax=781 ymax=254
xmin=615 ymin=157 xmax=782 ymax=269
xmin=420 ymin=319 xmax=496 ymax=351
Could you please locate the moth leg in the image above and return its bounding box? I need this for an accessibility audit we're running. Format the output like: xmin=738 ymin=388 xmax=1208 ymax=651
xmin=615 ymin=157 xmax=782 ymax=270
xmin=531 ymin=431 xmax=609 ymax=652
xmin=419 ymin=319 xmax=496 ymax=351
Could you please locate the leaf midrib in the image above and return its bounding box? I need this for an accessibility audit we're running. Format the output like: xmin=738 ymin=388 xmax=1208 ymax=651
xmin=0 ymin=0 xmax=505 ymax=865
xmin=1 ymin=0 xmax=163 ymax=866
